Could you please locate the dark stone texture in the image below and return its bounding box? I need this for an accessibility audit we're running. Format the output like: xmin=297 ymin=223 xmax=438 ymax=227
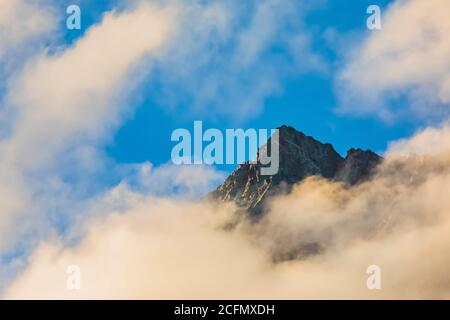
xmin=208 ymin=125 xmax=382 ymax=215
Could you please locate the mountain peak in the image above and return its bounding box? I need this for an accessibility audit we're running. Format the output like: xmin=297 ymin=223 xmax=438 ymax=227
xmin=209 ymin=125 xmax=382 ymax=214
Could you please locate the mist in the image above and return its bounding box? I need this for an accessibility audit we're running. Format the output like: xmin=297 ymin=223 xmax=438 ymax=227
xmin=5 ymin=125 xmax=450 ymax=299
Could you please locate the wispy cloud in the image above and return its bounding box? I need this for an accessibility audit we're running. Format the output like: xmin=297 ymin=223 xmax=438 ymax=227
xmin=336 ymin=0 xmax=450 ymax=122
xmin=0 ymin=0 xmax=57 ymax=58
xmin=387 ymin=122 xmax=450 ymax=156
xmin=0 ymin=1 xmax=178 ymax=283
xmin=119 ymin=161 xmax=225 ymax=200
xmin=146 ymin=0 xmax=328 ymax=120
xmin=3 ymin=2 xmax=176 ymax=170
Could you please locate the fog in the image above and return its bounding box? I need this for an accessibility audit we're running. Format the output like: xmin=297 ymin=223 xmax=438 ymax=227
xmin=6 ymin=126 xmax=450 ymax=299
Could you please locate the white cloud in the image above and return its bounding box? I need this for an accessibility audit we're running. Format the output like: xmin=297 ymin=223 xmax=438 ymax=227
xmin=148 ymin=0 xmax=328 ymax=120
xmin=337 ymin=0 xmax=450 ymax=121
xmin=0 ymin=1 xmax=178 ymax=265
xmin=6 ymin=137 xmax=450 ymax=298
xmin=387 ymin=122 xmax=450 ymax=157
xmin=120 ymin=162 xmax=225 ymax=200
xmin=2 ymin=2 xmax=177 ymax=170
xmin=0 ymin=0 xmax=57 ymax=58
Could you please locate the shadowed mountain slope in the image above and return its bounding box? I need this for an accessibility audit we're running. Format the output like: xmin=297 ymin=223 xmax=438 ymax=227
xmin=209 ymin=125 xmax=382 ymax=215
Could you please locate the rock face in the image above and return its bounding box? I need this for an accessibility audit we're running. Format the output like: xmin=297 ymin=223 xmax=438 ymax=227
xmin=334 ymin=148 xmax=383 ymax=185
xmin=208 ymin=125 xmax=382 ymax=214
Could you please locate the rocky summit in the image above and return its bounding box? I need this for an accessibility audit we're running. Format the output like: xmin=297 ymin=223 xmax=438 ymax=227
xmin=208 ymin=125 xmax=382 ymax=215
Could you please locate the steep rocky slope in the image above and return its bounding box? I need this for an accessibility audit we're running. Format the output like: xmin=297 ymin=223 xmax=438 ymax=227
xmin=209 ymin=125 xmax=382 ymax=214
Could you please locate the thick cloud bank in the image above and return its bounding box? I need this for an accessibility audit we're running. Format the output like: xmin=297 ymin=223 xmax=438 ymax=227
xmin=6 ymin=125 xmax=450 ymax=299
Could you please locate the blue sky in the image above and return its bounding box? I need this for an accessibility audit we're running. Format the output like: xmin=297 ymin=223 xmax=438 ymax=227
xmin=56 ymin=0 xmax=419 ymax=173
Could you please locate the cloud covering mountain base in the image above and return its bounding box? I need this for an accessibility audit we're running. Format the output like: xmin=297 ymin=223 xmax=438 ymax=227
xmin=6 ymin=125 xmax=450 ymax=299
